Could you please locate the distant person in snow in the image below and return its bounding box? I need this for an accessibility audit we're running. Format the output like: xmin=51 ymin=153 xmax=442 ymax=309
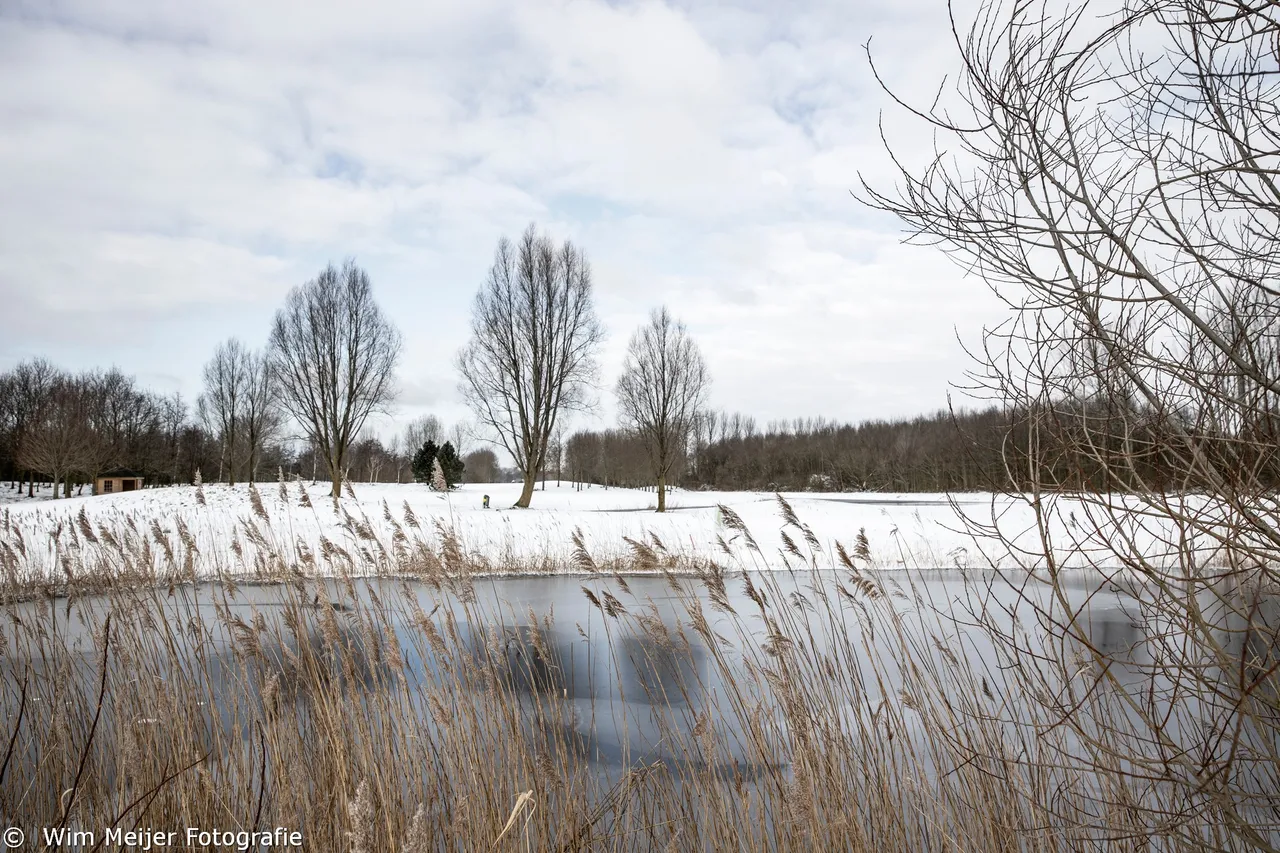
xmin=483 ymin=494 xmax=490 ymax=509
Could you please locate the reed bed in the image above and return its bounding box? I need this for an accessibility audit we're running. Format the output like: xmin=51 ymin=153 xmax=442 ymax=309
xmin=1 ymin=497 xmax=1276 ymax=851
xmin=0 ymin=482 xmax=699 ymax=604
xmin=1 ymin=481 xmax=1176 ymax=603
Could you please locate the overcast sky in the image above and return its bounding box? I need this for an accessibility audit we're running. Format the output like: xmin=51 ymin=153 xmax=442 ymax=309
xmin=0 ymin=0 xmax=1006 ymax=441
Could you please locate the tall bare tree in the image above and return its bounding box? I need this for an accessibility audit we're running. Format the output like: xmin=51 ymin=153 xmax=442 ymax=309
xmin=616 ymin=307 xmax=711 ymax=511
xmin=269 ymin=260 xmax=402 ymax=500
xmin=198 ymin=338 xmax=250 ymax=485
xmin=550 ymin=419 xmax=567 ymax=486
xmin=241 ymin=347 xmax=280 ymax=484
xmin=0 ymin=356 xmax=55 ymax=491
xmin=457 ymin=224 xmax=604 ymax=508
xmin=156 ymin=392 xmax=188 ymax=485
xmin=4 ymin=359 xmax=58 ymax=496
xmin=0 ymin=371 xmax=15 ymax=490
xmin=860 ymin=0 xmax=1280 ymax=844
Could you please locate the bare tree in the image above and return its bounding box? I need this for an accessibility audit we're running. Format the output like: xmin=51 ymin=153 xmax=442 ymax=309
xmin=616 ymin=307 xmax=711 ymax=511
xmin=860 ymin=0 xmax=1280 ymax=845
xmin=18 ymin=372 xmax=92 ymax=498
xmin=457 ymin=224 xmax=604 ymax=508
xmin=269 ymin=260 xmax=402 ymax=500
xmin=4 ymin=359 xmax=58 ymax=496
xmin=241 ymin=347 xmax=280 ymax=484
xmin=687 ymin=409 xmax=716 ymax=481
xmin=448 ymin=420 xmax=473 ymax=460
xmin=198 ymin=338 xmax=250 ymax=485
xmin=157 ymin=392 xmax=188 ymax=485
xmin=550 ymin=419 xmax=567 ymax=486
xmin=616 ymin=306 xmax=711 ymax=504
xmin=462 ymin=448 xmax=499 ymax=483
xmin=350 ymin=431 xmax=392 ymax=483
xmin=388 ymin=435 xmax=408 ymax=483
xmin=402 ymin=415 xmax=443 ymax=456
xmin=0 ymin=371 xmax=15 ymax=490
xmin=396 ymin=416 xmax=444 ymax=483
xmin=77 ymin=372 xmax=119 ymax=494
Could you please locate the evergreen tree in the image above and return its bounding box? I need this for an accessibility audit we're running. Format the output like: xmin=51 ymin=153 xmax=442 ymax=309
xmin=411 ymin=440 xmax=439 ymax=484
xmin=436 ymin=441 xmax=465 ymax=489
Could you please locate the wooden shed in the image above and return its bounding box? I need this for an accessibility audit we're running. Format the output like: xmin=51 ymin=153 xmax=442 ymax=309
xmin=95 ymin=469 xmax=144 ymax=496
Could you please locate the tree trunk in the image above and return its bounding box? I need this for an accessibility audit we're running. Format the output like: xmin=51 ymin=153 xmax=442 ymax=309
xmin=656 ymin=474 xmax=666 ymax=512
xmin=329 ymin=451 xmax=343 ymax=499
xmin=515 ymin=474 xmax=536 ymax=508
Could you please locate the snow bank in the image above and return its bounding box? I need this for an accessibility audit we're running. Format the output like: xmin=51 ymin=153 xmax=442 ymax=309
xmin=0 ymin=480 xmax=1214 ymax=586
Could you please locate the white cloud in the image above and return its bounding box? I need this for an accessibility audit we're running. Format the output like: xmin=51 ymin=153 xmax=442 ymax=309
xmin=0 ymin=0 xmax=1001 ymax=438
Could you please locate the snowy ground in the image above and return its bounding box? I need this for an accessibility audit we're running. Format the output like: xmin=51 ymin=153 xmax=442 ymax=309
xmin=7 ymin=473 xmax=1208 ymax=581
xmin=0 ymin=480 xmax=1206 ymax=585
xmin=0 ymin=482 xmax=88 ymax=503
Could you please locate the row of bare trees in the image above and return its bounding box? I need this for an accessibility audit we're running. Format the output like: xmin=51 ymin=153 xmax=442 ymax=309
xmin=196 ymin=259 xmax=405 ymax=498
xmin=3 ymin=247 xmax=561 ymax=499
xmin=565 ymin=406 xmax=1017 ymax=492
xmin=456 ymin=225 xmax=714 ymax=510
xmin=0 ymin=360 xmax=206 ymax=496
xmin=567 ymin=396 xmax=1274 ymax=494
xmin=3 ymin=262 xmax=422 ymax=496
xmin=0 ymin=357 xmax=488 ymax=496
xmin=2 ymin=226 xmax=711 ymax=507
xmin=197 ymin=339 xmax=280 ymax=485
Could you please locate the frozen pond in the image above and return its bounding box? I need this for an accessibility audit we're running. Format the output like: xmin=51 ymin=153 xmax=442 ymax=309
xmin=1 ymin=569 xmax=1139 ymax=773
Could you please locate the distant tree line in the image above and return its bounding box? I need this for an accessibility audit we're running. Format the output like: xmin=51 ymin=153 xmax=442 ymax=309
xmin=563 ymin=398 xmax=1279 ymax=494
xmin=0 ymin=358 xmax=501 ymax=497
xmin=684 ymin=408 xmax=1016 ymax=492
xmin=0 ymin=359 xmax=222 ymax=496
xmin=9 ymin=361 xmax=1265 ymax=498
xmin=565 ymin=407 xmax=1016 ymax=493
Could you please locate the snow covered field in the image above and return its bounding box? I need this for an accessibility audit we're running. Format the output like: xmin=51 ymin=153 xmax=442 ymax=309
xmin=0 ymin=482 xmax=86 ymax=503
xmin=0 ymin=479 xmax=1203 ymax=587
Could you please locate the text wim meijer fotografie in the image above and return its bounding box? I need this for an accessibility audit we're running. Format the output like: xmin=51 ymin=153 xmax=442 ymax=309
xmin=37 ymin=826 xmax=304 ymax=850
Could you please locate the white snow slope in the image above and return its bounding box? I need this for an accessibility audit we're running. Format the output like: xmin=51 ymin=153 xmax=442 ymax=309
xmin=0 ymin=480 xmax=1205 ymax=585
